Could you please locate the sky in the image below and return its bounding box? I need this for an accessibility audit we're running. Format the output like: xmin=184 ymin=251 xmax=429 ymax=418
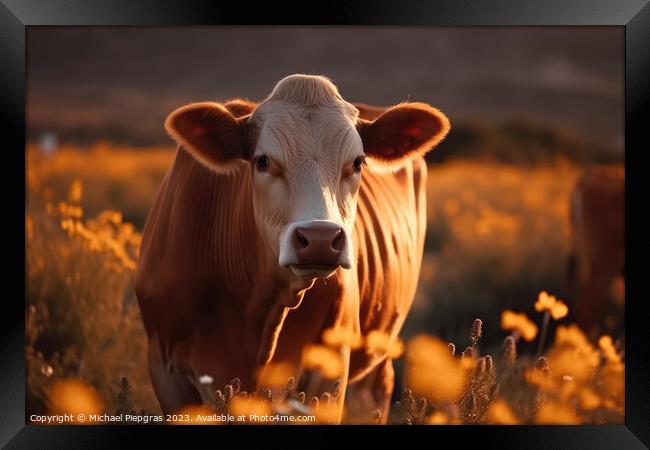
xmin=27 ymin=27 xmax=624 ymax=152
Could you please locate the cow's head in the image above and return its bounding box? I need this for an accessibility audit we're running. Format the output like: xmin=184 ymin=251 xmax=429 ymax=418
xmin=165 ymin=75 xmax=449 ymax=281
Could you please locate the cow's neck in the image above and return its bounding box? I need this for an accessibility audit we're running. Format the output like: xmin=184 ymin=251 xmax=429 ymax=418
xmin=193 ymin=154 xmax=310 ymax=367
xmin=237 ymin=239 xmax=310 ymax=366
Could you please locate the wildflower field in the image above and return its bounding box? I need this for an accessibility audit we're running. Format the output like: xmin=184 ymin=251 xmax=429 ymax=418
xmin=25 ymin=143 xmax=624 ymax=424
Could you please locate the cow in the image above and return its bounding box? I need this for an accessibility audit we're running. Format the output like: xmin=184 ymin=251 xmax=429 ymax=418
xmin=135 ymin=74 xmax=450 ymax=423
xmin=568 ymin=165 xmax=625 ymax=338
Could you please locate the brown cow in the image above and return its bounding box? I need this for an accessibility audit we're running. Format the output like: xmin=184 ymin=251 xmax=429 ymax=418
xmin=568 ymin=165 xmax=624 ymax=338
xmin=135 ymin=74 xmax=450 ymax=422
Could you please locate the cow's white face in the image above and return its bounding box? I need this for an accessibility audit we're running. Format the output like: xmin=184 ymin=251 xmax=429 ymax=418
xmin=164 ymin=74 xmax=450 ymax=281
xmin=248 ymin=99 xmax=363 ymax=280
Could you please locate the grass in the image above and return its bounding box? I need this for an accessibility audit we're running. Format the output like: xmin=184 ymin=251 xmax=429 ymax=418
xmin=412 ymin=159 xmax=581 ymax=349
xmin=27 ymin=142 xmax=174 ymax=228
xmin=25 ymin=144 xmax=624 ymax=424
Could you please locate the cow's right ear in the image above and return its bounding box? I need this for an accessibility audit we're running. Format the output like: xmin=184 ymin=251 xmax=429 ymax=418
xmin=165 ymin=102 xmax=248 ymax=173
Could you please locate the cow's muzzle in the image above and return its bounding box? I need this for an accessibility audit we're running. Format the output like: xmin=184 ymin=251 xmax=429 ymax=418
xmin=293 ymin=225 xmax=344 ymax=266
xmin=279 ymin=220 xmax=351 ymax=279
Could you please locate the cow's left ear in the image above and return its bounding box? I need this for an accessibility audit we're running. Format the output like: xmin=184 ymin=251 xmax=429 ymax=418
xmin=357 ymin=102 xmax=450 ymax=171
xmin=165 ymin=101 xmax=249 ymax=173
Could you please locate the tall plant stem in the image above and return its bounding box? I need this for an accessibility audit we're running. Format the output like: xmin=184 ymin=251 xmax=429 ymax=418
xmin=536 ymin=311 xmax=550 ymax=358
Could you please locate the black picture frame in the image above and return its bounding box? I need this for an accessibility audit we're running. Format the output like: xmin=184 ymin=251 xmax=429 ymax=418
xmin=2 ymin=1 xmax=648 ymax=448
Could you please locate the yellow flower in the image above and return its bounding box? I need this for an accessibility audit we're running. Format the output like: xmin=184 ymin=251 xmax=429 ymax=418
xmin=314 ymin=403 xmax=342 ymax=424
xmin=426 ymin=412 xmax=448 ymax=424
xmin=500 ymin=310 xmax=538 ymax=341
xmin=302 ymin=345 xmax=343 ymax=379
xmin=460 ymin=355 xmax=477 ymax=370
xmin=406 ymin=335 xmax=466 ymax=403
xmin=47 ymin=378 xmax=103 ymax=422
xmin=534 ymin=400 xmax=581 ymax=424
xmin=550 ymin=301 xmax=569 ymax=320
xmin=256 ymin=362 xmax=294 ymax=388
xmin=525 ymin=368 xmax=555 ymax=391
xmin=555 ymin=325 xmax=599 ymax=367
xmin=600 ymin=362 xmax=625 ymax=408
xmin=598 ymin=335 xmax=621 ymax=364
xmin=547 ymin=347 xmax=594 ymax=384
xmin=322 ymin=327 xmax=363 ymax=349
xmin=366 ymin=330 xmax=404 ymax=359
xmin=487 ymin=399 xmax=519 ymax=424
xmin=229 ymin=397 xmax=272 ymax=421
xmin=544 ymin=325 xmax=600 ymax=384
xmin=579 ymin=387 xmax=601 ymax=410
xmin=534 ymin=291 xmax=569 ymax=320
xmin=68 ymin=179 xmax=83 ymax=203
xmin=534 ymin=291 xmax=555 ymax=312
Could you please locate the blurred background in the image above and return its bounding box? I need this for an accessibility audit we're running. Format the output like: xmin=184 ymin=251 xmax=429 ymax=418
xmin=26 ymin=27 xmax=624 ymax=416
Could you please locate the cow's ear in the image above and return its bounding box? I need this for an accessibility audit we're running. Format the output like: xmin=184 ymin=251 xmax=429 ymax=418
xmin=352 ymin=102 xmax=387 ymax=121
xmin=224 ymin=98 xmax=257 ymax=119
xmin=165 ymin=102 xmax=248 ymax=173
xmin=357 ymin=102 xmax=450 ymax=172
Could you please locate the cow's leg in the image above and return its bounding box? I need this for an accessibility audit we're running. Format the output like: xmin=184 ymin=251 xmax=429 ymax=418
xmin=373 ymin=358 xmax=395 ymax=423
xmin=346 ymin=357 xmax=394 ymax=424
xmin=147 ymin=338 xmax=201 ymax=415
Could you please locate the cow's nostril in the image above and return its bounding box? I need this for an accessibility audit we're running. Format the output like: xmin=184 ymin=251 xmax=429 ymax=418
xmin=296 ymin=229 xmax=309 ymax=249
xmin=332 ymin=231 xmax=344 ymax=252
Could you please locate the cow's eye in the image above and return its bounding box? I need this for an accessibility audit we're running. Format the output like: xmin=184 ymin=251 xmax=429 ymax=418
xmin=255 ymin=155 xmax=270 ymax=172
xmin=353 ymin=156 xmax=365 ymax=173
